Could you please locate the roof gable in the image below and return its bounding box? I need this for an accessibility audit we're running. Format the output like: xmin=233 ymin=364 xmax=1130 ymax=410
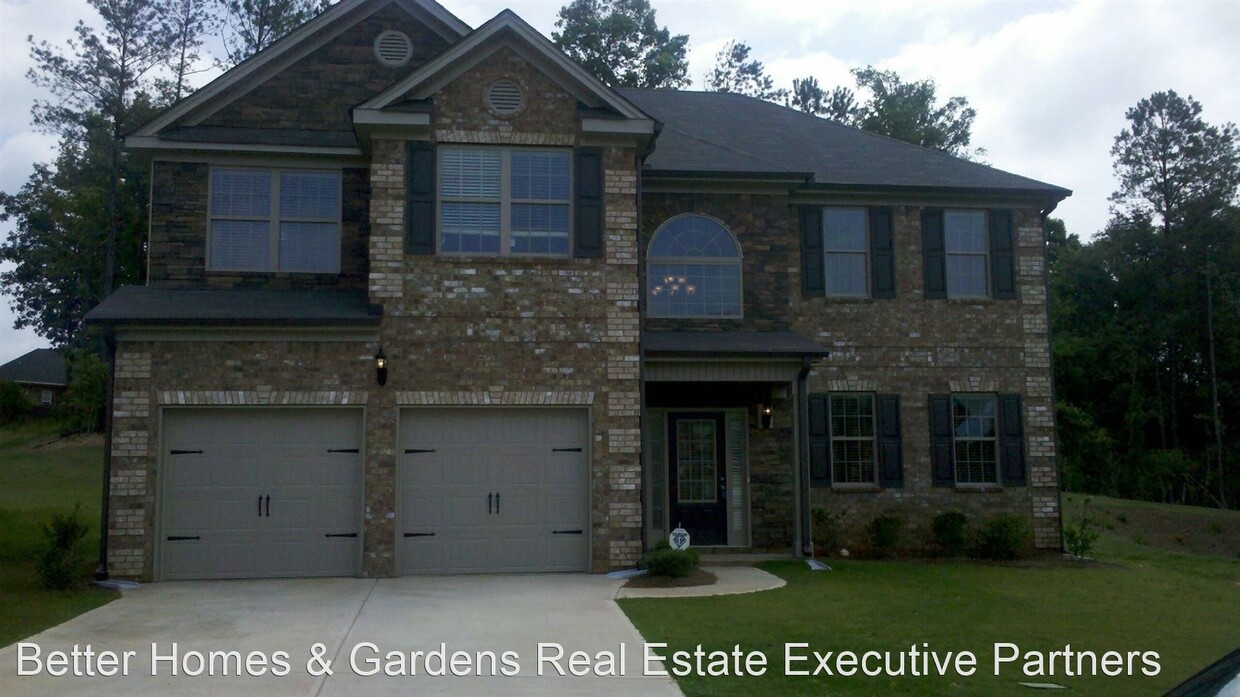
xmin=358 ymin=10 xmax=648 ymax=122
xmin=131 ymin=0 xmax=470 ymax=142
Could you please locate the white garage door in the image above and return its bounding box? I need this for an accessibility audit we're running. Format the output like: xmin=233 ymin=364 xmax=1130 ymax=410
xmin=161 ymin=408 xmax=363 ymax=580
xmin=399 ymin=408 xmax=589 ymax=574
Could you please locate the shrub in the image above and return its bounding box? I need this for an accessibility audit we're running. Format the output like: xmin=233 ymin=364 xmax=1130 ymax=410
xmin=811 ymin=506 xmax=845 ymax=556
xmin=56 ymin=351 xmax=107 ymax=433
xmin=1063 ymin=497 xmax=1101 ymax=558
xmin=0 ymin=380 xmax=34 ymax=424
xmin=866 ymin=514 xmax=903 ymax=556
xmin=37 ymin=504 xmax=91 ymax=590
xmin=931 ymin=511 xmax=971 ymax=556
xmin=971 ymin=515 xmax=1027 ymax=561
xmin=640 ymin=542 xmax=699 ymax=578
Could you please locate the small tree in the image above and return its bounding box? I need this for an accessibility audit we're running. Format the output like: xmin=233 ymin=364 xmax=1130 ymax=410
xmin=704 ymin=41 xmax=786 ymax=102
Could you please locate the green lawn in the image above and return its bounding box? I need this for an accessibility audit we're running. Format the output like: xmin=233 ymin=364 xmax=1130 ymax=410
xmin=0 ymin=423 xmax=116 ymax=647
xmin=620 ymin=504 xmax=1240 ymax=696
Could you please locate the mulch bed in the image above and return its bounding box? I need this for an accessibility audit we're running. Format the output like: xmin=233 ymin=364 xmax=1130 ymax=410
xmin=624 ymin=568 xmax=718 ymax=589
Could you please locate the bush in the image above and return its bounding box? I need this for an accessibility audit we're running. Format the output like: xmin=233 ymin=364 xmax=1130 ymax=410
xmin=37 ymin=504 xmax=91 ymax=590
xmin=640 ymin=542 xmax=699 ymax=578
xmin=811 ymin=506 xmax=844 ymax=556
xmin=931 ymin=511 xmax=971 ymax=556
xmin=56 ymin=351 xmax=107 ymax=433
xmin=0 ymin=380 xmax=34 ymax=424
xmin=971 ymin=514 xmax=1027 ymax=561
xmin=1063 ymin=497 xmax=1101 ymax=558
xmin=866 ymin=514 xmax=903 ymax=556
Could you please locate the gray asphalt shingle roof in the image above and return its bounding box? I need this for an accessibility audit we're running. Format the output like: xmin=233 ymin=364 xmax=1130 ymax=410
xmin=84 ymin=286 xmax=382 ymax=326
xmin=0 ymin=348 xmax=67 ymax=386
xmin=617 ymin=88 xmax=1070 ymax=197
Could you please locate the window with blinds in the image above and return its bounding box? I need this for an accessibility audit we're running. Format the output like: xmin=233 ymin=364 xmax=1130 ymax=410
xmin=823 ymin=208 xmax=869 ymax=297
xmin=944 ymin=209 xmax=989 ymax=298
xmin=438 ymin=147 xmax=571 ymax=256
xmin=208 ymin=168 xmax=341 ymax=273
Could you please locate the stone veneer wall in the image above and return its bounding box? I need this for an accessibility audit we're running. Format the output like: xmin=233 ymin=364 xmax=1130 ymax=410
xmin=147 ymin=162 xmax=370 ymax=291
xmin=641 ymin=195 xmax=1061 ymax=552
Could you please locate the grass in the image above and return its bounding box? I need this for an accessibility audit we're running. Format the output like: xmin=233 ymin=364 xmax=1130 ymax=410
xmin=620 ymin=499 xmax=1240 ymax=696
xmin=0 ymin=422 xmax=117 ymax=647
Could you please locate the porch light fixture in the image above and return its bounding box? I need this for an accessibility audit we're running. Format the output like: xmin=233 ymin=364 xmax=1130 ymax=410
xmin=375 ymin=348 xmax=388 ymax=387
xmin=758 ymin=404 xmax=773 ymax=430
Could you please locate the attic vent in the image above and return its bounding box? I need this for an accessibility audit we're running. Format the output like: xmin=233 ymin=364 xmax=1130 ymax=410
xmin=486 ymin=80 xmax=524 ymax=117
xmin=374 ymin=30 xmax=412 ymax=67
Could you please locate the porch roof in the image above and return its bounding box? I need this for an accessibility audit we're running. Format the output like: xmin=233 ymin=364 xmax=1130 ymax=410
xmin=642 ymin=330 xmax=829 ymax=359
xmin=84 ymin=286 xmax=383 ymax=327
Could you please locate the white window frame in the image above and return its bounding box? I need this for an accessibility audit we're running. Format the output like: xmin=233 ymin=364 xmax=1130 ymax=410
xmin=436 ymin=146 xmax=573 ymax=257
xmin=822 ymin=207 xmax=870 ymax=298
xmin=206 ymin=166 xmax=343 ymax=274
xmin=944 ymin=209 xmax=989 ymax=299
xmin=952 ymin=393 xmax=999 ymax=485
xmin=40 ymin=390 xmax=53 ymax=406
xmin=828 ymin=392 xmax=877 ymax=486
xmin=647 ymin=213 xmax=744 ymax=319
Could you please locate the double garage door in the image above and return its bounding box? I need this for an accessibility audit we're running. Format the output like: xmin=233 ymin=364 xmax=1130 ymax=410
xmin=160 ymin=407 xmax=588 ymax=579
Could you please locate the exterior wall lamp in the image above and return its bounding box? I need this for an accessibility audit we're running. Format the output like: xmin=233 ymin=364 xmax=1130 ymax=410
xmin=375 ymin=348 xmax=387 ymax=386
xmin=758 ymin=404 xmax=773 ymax=430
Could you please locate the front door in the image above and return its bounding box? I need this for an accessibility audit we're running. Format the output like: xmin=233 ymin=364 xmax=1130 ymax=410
xmin=667 ymin=412 xmax=727 ymax=545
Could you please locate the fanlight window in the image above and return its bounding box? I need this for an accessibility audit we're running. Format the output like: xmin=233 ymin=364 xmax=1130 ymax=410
xmin=647 ymin=215 xmax=742 ymax=318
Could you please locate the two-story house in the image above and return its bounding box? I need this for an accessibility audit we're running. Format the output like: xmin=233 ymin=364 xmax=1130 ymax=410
xmin=85 ymin=0 xmax=1069 ymax=581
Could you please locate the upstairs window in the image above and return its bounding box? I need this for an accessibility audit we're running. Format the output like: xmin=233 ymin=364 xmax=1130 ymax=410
xmin=438 ymin=147 xmax=571 ymax=256
xmin=647 ymin=214 xmax=742 ymax=318
xmin=823 ymin=208 xmax=869 ymax=297
xmin=208 ymin=168 xmax=341 ymax=273
xmin=944 ymin=210 xmax=988 ymax=298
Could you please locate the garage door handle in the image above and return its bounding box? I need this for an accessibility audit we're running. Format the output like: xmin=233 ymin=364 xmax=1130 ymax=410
xmin=488 ymin=492 xmax=493 ymax=514
xmin=552 ymin=447 xmax=582 ymax=452
xmin=170 ymin=449 xmax=204 ymax=455
xmin=327 ymin=448 xmax=358 ymax=454
xmin=258 ymin=495 xmax=263 ymax=517
xmin=495 ymin=492 xmax=500 ymax=514
xmin=404 ymin=532 xmax=435 ymax=538
xmin=552 ymin=529 xmax=583 ymax=535
xmin=166 ymin=535 xmax=201 ymax=541
xmin=404 ymin=448 xmax=437 ymax=454
xmin=265 ymin=495 xmax=271 ymax=517
xmin=325 ymin=533 xmax=357 ymax=538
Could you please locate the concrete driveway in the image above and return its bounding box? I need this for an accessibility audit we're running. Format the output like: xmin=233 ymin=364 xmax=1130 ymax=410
xmin=0 ymin=575 xmax=683 ymax=696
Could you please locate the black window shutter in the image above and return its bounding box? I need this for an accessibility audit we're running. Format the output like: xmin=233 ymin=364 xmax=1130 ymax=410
xmin=809 ymin=394 xmax=830 ymax=486
xmin=999 ymin=393 xmax=1027 ymax=486
xmin=876 ymin=394 xmax=903 ymax=487
xmin=929 ymin=394 xmax=954 ymax=487
xmin=800 ymin=206 xmax=825 ymax=297
xmin=869 ymin=207 xmax=896 ymax=298
xmin=574 ymin=147 xmax=604 ymax=258
xmin=922 ymin=208 xmax=946 ymax=299
xmin=989 ymin=209 xmax=1016 ymax=299
xmin=405 ymin=141 xmax=436 ymax=255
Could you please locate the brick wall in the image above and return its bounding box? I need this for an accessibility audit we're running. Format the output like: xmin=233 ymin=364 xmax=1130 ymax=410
xmin=641 ymin=197 xmax=1061 ymax=552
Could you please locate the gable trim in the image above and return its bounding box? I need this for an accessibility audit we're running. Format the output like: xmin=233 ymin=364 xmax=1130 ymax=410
xmin=127 ymin=135 xmax=363 ymax=158
xmin=358 ymin=10 xmax=648 ymax=121
xmin=132 ymin=0 xmax=470 ymax=139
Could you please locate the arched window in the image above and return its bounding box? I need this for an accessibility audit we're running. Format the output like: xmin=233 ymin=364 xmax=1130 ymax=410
xmin=647 ymin=214 xmax=742 ymax=318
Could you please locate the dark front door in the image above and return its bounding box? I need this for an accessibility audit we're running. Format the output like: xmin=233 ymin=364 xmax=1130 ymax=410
xmin=667 ymin=412 xmax=727 ymax=546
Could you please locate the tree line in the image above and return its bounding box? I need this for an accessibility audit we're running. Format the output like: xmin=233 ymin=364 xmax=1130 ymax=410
xmin=2 ymin=0 xmax=1235 ymax=509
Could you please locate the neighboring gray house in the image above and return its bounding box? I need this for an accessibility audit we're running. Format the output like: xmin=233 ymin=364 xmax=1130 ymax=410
xmin=86 ymin=0 xmax=1069 ymax=581
xmin=0 ymin=348 xmax=67 ymax=410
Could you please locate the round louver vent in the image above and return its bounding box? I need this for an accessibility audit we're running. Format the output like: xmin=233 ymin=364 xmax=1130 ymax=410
xmin=374 ymin=30 xmax=412 ymax=67
xmin=486 ymin=80 xmax=524 ymax=117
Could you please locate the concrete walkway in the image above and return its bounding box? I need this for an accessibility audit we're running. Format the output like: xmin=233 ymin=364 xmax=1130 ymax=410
xmin=0 ymin=575 xmax=683 ymax=696
xmin=615 ymin=565 xmax=786 ymax=599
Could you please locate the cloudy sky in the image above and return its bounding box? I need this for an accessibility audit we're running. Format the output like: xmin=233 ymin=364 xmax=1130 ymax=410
xmin=1 ymin=0 xmax=1237 ymax=364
